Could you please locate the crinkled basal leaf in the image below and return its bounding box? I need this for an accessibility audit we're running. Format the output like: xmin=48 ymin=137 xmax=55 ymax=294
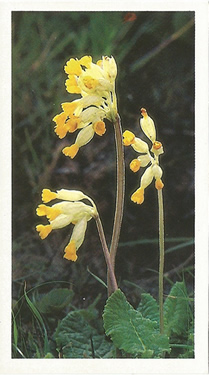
xmin=103 ymin=289 xmax=170 ymax=358
xmin=55 ymin=310 xmax=114 ymax=358
xmin=34 ymin=288 xmax=74 ymax=314
xmin=164 ymin=281 xmax=191 ymax=337
xmin=137 ymin=293 xmax=159 ymax=326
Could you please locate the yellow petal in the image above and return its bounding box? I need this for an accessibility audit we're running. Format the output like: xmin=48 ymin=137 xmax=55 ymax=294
xmin=96 ymin=59 xmax=103 ymax=67
xmin=61 ymin=101 xmax=78 ymax=116
xmin=36 ymin=204 xmax=48 ymax=217
xmin=36 ymin=224 xmax=52 ymax=239
xmin=130 ymin=159 xmax=141 ymax=173
xmin=54 ymin=123 xmax=68 ymax=139
xmin=52 ymin=112 xmax=67 ymax=126
xmin=79 ymin=56 xmax=92 ymax=68
xmin=46 ymin=207 xmax=62 ymax=221
xmin=63 ymin=240 xmax=78 ymax=261
xmin=123 ymin=130 xmax=135 ymax=146
xmin=131 ymin=188 xmax=144 ymax=204
xmin=65 ymin=117 xmax=81 ymax=133
xmin=62 ymin=144 xmax=79 ymax=159
xmin=65 ymin=75 xmax=81 ymax=94
xmin=65 ymin=84 xmax=81 ymax=94
xmin=64 ymin=59 xmax=82 ymax=76
xmin=53 ymin=112 xmax=68 ymax=139
xmin=155 ymin=178 xmax=164 ymax=190
xmin=42 ymin=189 xmax=57 ymax=203
xmin=93 ymin=121 xmax=106 ymax=136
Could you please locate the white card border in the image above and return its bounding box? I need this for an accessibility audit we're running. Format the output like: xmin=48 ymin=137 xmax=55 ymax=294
xmin=0 ymin=0 xmax=208 ymax=374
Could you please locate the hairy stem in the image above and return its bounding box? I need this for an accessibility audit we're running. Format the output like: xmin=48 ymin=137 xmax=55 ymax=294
xmin=108 ymin=113 xmax=125 ymax=295
xmin=110 ymin=113 xmax=125 ymax=265
xmin=158 ymin=188 xmax=165 ymax=334
xmin=95 ymin=214 xmax=118 ymax=293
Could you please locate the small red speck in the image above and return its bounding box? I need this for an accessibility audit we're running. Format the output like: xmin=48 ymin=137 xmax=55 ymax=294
xmin=123 ymin=12 xmax=137 ymax=23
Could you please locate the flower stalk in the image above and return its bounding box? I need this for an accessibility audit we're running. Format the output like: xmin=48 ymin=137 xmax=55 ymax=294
xmin=110 ymin=113 xmax=125 ymax=267
xmin=123 ymin=108 xmax=165 ymax=329
xmin=95 ymin=214 xmax=118 ymax=293
xmin=107 ymin=113 xmax=125 ymax=295
xmin=158 ymin=188 xmax=165 ymax=334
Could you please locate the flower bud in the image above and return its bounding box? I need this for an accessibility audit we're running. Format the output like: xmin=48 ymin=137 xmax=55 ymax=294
xmin=76 ymin=125 xmax=95 ymax=147
xmin=140 ymin=108 xmax=156 ymax=142
xmin=140 ymin=166 xmax=154 ymax=189
xmin=132 ymin=137 xmax=149 ymax=153
xmin=152 ymin=164 xmax=163 ymax=180
xmin=102 ymin=56 xmax=117 ymax=82
xmin=56 ymin=189 xmax=86 ymax=202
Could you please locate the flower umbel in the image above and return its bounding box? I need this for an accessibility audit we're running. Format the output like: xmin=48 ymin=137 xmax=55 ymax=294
xmin=53 ymin=55 xmax=118 ymax=158
xmin=36 ymin=188 xmax=97 ymax=261
xmin=123 ymin=108 xmax=164 ymax=204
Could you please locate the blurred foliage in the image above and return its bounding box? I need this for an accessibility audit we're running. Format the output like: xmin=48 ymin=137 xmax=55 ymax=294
xmin=12 ymin=11 xmax=194 ymax=357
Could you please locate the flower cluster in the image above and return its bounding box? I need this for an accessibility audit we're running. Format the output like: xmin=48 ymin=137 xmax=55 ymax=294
xmin=53 ymin=55 xmax=118 ymax=159
xmin=123 ymin=108 xmax=164 ymax=204
xmin=36 ymin=188 xmax=97 ymax=261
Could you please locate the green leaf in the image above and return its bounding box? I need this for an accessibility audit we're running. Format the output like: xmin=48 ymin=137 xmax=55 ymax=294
xmin=34 ymin=288 xmax=74 ymax=314
xmin=164 ymin=281 xmax=191 ymax=337
xmin=55 ymin=310 xmax=114 ymax=358
xmin=12 ymin=311 xmax=18 ymax=347
xmin=44 ymin=352 xmax=55 ymax=358
xmin=103 ymin=290 xmax=170 ymax=358
xmin=137 ymin=293 xmax=159 ymax=325
xmin=87 ymin=267 xmax=107 ymax=288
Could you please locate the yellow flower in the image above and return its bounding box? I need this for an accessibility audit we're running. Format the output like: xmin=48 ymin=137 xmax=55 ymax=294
xmin=123 ymin=130 xmax=149 ymax=153
xmin=123 ymin=130 xmax=135 ymax=146
xmin=64 ymin=56 xmax=92 ymax=76
xmin=124 ymin=108 xmax=164 ymax=204
xmin=131 ymin=164 xmax=164 ymax=204
xmin=93 ymin=121 xmax=106 ymax=136
xmin=53 ymin=55 xmax=118 ymax=158
xmin=36 ymin=189 xmax=97 ymax=261
xmin=62 ymin=124 xmax=95 ymax=159
xmin=131 ymin=187 xmax=144 ymax=205
xmin=64 ymin=58 xmax=82 ymax=76
xmin=65 ymin=75 xmax=81 ymax=94
xmin=130 ymin=159 xmax=141 ymax=173
xmin=62 ymin=144 xmax=79 ymax=159
xmin=64 ymin=240 xmax=77 ymax=261
xmin=155 ymin=178 xmax=164 ymax=190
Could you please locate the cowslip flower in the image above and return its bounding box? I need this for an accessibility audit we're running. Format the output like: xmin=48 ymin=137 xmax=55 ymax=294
xmin=123 ymin=108 xmax=164 ymax=204
xmin=36 ymin=188 xmax=97 ymax=261
xmin=53 ymin=55 xmax=118 ymax=159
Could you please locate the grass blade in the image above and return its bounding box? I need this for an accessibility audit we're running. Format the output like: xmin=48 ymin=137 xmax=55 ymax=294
xmin=24 ymin=284 xmax=49 ymax=355
xmin=87 ymin=267 xmax=107 ymax=288
xmin=12 ymin=311 xmax=18 ymax=347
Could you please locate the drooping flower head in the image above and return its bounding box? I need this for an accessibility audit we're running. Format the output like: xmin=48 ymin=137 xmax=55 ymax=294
xmin=53 ymin=55 xmax=118 ymax=159
xmin=36 ymin=188 xmax=97 ymax=261
xmin=123 ymin=108 xmax=164 ymax=204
